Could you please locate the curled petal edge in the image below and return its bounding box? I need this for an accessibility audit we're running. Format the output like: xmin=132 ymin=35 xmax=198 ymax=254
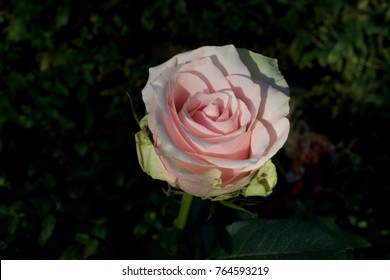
xmin=135 ymin=115 xmax=176 ymax=186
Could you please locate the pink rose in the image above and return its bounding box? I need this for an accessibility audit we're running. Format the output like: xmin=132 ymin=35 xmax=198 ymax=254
xmin=136 ymin=44 xmax=290 ymax=199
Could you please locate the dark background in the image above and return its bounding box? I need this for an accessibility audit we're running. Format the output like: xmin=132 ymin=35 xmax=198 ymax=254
xmin=0 ymin=0 xmax=389 ymax=259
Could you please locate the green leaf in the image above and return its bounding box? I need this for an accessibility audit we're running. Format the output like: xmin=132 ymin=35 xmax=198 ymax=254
xmin=60 ymin=245 xmax=82 ymax=260
xmin=314 ymin=217 xmax=371 ymax=249
xmin=39 ymin=215 xmax=56 ymax=246
xmin=56 ymin=0 xmax=70 ymax=29
xmin=213 ymin=219 xmax=353 ymax=259
xmin=0 ymin=205 xmax=10 ymax=218
xmin=83 ymin=238 xmax=99 ymax=259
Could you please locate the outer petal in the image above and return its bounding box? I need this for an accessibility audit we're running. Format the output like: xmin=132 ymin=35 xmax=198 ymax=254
xmin=257 ymin=81 xmax=290 ymax=124
xmin=175 ymin=168 xmax=223 ymax=198
xmin=135 ymin=116 xmax=176 ymax=186
xmin=142 ymin=69 xmax=173 ymax=135
xmin=237 ymin=48 xmax=290 ymax=172
xmin=183 ymin=45 xmax=251 ymax=76
xmin=237 ymin=48 xmax=289 ymax=96
xmin=146 ymin=44 xmax=251 ymax=88
xmin=177 ymin=57 xmax=231 ymax=93
xmin=202 ymin=168 xmax=256 ymax=198
xmin=261 ymin=117 xmax=290 ymax=160
xmin=236 ymin=48 xmax=290 ymax=153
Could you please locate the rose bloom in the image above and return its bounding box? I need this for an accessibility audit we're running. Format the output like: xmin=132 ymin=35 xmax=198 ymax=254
xmin=135 ymin=44 xmax=290 ymax=199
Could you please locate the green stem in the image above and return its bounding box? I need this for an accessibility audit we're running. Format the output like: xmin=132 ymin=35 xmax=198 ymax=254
xmin=176 ymin=193 xmax=193 ymax=230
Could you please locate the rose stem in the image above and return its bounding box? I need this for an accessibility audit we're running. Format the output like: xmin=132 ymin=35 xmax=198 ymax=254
xmin=176 ymin=193 xmax=193 ymax=230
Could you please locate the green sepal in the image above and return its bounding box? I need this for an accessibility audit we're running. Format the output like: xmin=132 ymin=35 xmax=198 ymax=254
xmin=241 ymin=160 xmax=277 ymax=197
xmin=219 ymin=200 xmax=255 ymax=217
xmin=126 ymin=92 xmax=141 ymax=127
xmin=135 ymin=115 xmax=176 ymax=186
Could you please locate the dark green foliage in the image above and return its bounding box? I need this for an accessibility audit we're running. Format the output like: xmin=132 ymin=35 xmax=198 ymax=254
xmin=0 ymin=0 xmax=389 ymax=259
xmin=213 ymin=219 xmax=355 ymax=259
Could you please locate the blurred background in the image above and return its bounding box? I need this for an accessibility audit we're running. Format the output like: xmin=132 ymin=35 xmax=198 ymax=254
xmin=0 ymin=0 xmax=389 ymax=259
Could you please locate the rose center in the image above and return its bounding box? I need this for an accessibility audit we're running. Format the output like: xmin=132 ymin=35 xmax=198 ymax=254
xmin=202 ymin=98 xmax=224 ymax=120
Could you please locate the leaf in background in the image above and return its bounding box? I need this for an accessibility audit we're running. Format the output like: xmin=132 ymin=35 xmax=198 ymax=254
xmin=0 ymin=205 xmax=10 ymax=218
xmin=60 ymin=245 xmax=82 ymax=260
xmin=83 ymin=238 xmax=99 ymax=259
xmin=39 ymin=215 xmax=56 ymax=246
xmin=314 ymin=217 xmax=371 ymax=249
xmin=56 ymin=0 xmax=70 ymax=29
xmin=213 ymin=219 xmax=353 ymax=259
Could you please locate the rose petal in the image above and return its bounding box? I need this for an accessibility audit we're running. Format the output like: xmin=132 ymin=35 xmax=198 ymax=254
xmin=172 ymin=72 xmax=208 ymax=112
xmin=236 ymin=99 xmax=252 ymax=128
xmin=179 ymin=109 xmax=221 ymax=138
xmin=201 ymin=125 xmax=247 ymax=143
xmin=183 ymin=45 xmax=251 ymax=77
xmin=200 ymin=154 xmax=259 ymax=169
xmin=135 ymin=117 xmax=176 ymax=186
xmin=257 ymin=83 xmax=290 ymax=126
xmin=175 ymin=168 xmax=223 ymax=198
xmin=196 ymin=119 xmax=269 ymax=170
xmin=166 ymin=158 xmax=253 ymax=199
xmin=155 ymin=107 xmax=200 ymax=164
xmin=184 ymin=91 xmax=236 ymax=117
xmin=249 ymin=119 xmax=270 ymax=159
xmin=202 ymin=99 xmax=222 ymax=119
xmin=192 ymin=111 xmax=238 ymax=134
xmin=237 ymin=48 xmax=289 ymax=96
xmin=143 ymin=69 xmax=176 ymax=134
xmin=161 ymin=156 xmax=222 ymax=197
xmin=261 ymin=117 xmax=290 ymax=160
xmin=256 ymin=83 xmax=290 ymax=161
xmin=185 ymin=131 xmax=251 ymax=160
xmin=146 ymin=45 xmax=250 ymax=82
xmin=180 ymin=91 xmax=240 ymax=135
xmin=206 ymin=169 xmax=257 ymax=198
xmin=226 ymin=74 xmax=261 ymax=128
xmin=178 ymin=57 xmax=231 ymax=93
